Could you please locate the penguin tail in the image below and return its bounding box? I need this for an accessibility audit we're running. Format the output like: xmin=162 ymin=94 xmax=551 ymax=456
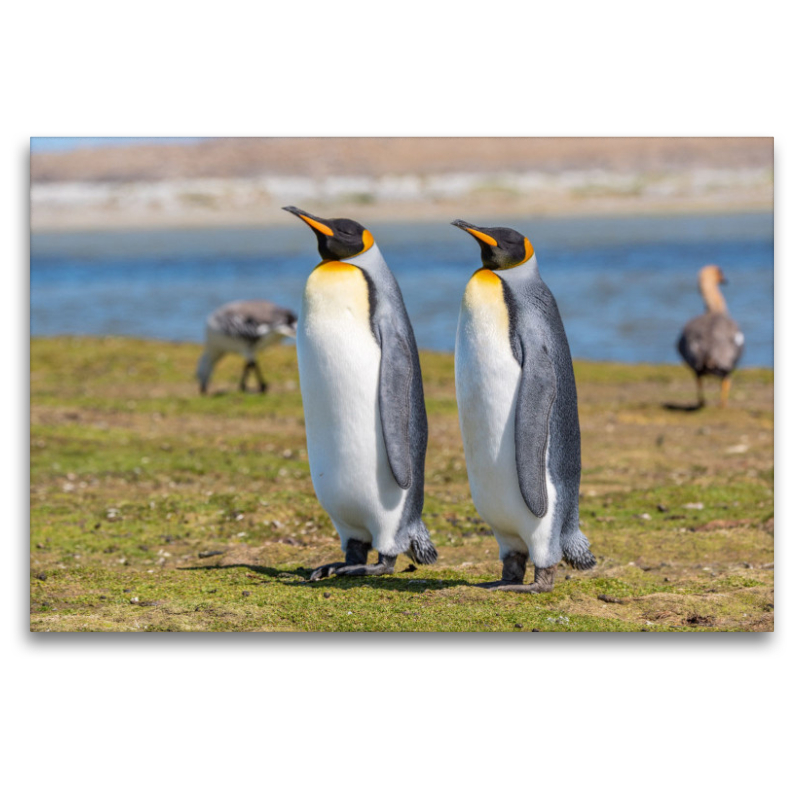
xmin=407 ymin=520 xmax=438 ymax=565
xmin=561 ymin=529 xmax=597 ymax=571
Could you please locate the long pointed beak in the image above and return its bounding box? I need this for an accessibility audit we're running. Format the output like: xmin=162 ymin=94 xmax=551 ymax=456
xmin=283 ymin=206 xmax=334 ymax=237
xmin=451 ymin=219 xmax=498 ymax=247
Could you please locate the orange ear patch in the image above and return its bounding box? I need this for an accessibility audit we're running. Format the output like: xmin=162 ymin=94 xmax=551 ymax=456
xmin=523 ymin=237 xmax=534 ymax=263
xmin=359 ymin=229 xmax=375 ymax=254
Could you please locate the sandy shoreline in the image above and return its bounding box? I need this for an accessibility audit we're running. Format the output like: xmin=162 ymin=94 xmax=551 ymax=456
xmin=31 ymin=196 xmax=773 ymax=233
xmin=30 ymin=137 xmax=773 ymax=233
xmin=30 ymin=172 xmax=773 ymax=233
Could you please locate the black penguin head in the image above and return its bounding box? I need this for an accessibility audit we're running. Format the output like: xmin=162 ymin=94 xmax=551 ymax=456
xmin=283 ymin=206 xmax=374 ymax=261
xmin=451 ymin=220 xmax=534 ymax=270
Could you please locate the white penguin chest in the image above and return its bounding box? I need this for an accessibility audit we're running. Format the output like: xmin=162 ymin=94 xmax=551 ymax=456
xmin=296 ymin=262 xmax=403 ymax=536
xmin=455 ymin=269 xmax=520 ymax=460
xmin=455 ymin=270 xmax=532 ymax=528
xmin=297 ymin=261 xmax=382 ymax=454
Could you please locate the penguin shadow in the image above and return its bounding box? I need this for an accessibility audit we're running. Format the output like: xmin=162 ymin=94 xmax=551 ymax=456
xmin=179 ymin=564 xmax=304 ymax=581
xmin=661 ymin=401 xmax=705 ymax=412
xmin=180 ymin=563 xmax=473 ymax=592
xmin=203 ymin=387 xmax=269 ymax=398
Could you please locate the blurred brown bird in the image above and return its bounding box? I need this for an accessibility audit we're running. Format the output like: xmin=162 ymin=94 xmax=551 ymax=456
xmin=677 ymin=265 xmax=744 ymax=408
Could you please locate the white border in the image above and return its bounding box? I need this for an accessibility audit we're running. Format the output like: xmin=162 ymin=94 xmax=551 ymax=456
xmin=7 ymin=2 xmax=794 ymax=798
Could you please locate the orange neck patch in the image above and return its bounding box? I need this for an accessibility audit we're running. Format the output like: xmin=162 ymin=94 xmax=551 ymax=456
xmin=471 ymin=267 xmax=502 ymax=285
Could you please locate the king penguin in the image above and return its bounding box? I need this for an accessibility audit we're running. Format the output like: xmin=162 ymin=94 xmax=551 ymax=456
xmin=452 ymin=220 xmax=596 ymax=592
xmin=283 ymin=206 xmax=437 ymax=580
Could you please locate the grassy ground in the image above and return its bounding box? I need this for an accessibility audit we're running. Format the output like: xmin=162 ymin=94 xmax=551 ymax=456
xmin=30 ymin=337 xmax=774 ymax=632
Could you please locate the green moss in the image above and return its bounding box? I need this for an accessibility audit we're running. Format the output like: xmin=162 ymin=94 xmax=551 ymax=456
xmin=30 ymin=337 xmax=773 ymax=632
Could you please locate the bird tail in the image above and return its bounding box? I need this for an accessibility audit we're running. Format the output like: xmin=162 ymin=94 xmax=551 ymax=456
xmin=407 ymin=520 xmax=438 ymax=565
xmin=561 ymin=528 xmax=597 ymax=570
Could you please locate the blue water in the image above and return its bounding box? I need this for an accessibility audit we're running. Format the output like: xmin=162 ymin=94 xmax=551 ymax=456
xmin=29 ymin=212 xmax=774 ymax=366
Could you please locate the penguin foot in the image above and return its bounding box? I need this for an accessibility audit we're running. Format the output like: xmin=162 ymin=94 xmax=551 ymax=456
xmin=476 ymin=579 xmax=522 ymax=590
xmin=478 ymin=561 xmax=557 ymax=594
xmin=308 ymin=562 xmax=348 ymax=581
xmin=308 ymin=554 xmax=397 ymax=581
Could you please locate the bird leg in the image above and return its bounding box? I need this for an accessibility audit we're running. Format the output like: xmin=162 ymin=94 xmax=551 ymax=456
xmin=239 ymin=361 xmax=254 ymax=392
xmin=251 ymin=360 xmax=269 ymax=393
xmin=308 ymin=539 xmax=396 ymax=581
xmin=478 ymin=552 xmax=557 ymax=593
xmin=496 ymin=565 xmax=557 ymax=593
xmin=696 ymin=375 xmax=706 ymax=409
xmin=477 ymin=552 xmax=527 ymax=589
xmin=720 ymin=376 xmax=731 ymax=408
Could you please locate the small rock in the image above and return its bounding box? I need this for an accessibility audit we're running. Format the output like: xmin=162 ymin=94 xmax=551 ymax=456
xmin=514 ymin=623 xmax=523 ymax=629
xmin=242 ymin=591 xmax=251 ymax=597
xmin=323 ymin=592 xmax=332 ymax=599
xmin=657 ymin=504 xmax=668 ymax=513
xmin=198 ymin=550 xmax=225 ymax=559
xmin=725 ymin=444 xmax=749 ymax=454
xmin=598 ymin=594 xmax=625 ymax=604
xmin=35 ymin=572 xmax=47 ymax=581
xmin=682 ymin=502 xmax=705 ymax=510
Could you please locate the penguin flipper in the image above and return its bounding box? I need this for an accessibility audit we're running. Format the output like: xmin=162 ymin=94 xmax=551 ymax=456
xmin=377 ymin=324 xmax=414 ymax=490
xmin=515 ymin=346 xmax=558 ymax=518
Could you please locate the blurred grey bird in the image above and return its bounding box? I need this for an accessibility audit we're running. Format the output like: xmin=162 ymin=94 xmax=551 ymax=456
xmin=677 ymin=265 xmax=744 ymax=408
xmin=196 ymin=300 xmax=297 ymax=394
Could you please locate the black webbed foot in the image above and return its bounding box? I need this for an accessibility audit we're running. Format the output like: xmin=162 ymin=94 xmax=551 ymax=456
xmin=308 ymin=562 xmax=348 ymax=581
xmin=309 ymin=557 xmax=396 ymax=580
xmin=307 ymin=539 xmax=398 ymax=581
xmin=487 ymin=564 xmax=557 ymax=593
xmin=476 ymin=554 xmax=557 ymax=593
